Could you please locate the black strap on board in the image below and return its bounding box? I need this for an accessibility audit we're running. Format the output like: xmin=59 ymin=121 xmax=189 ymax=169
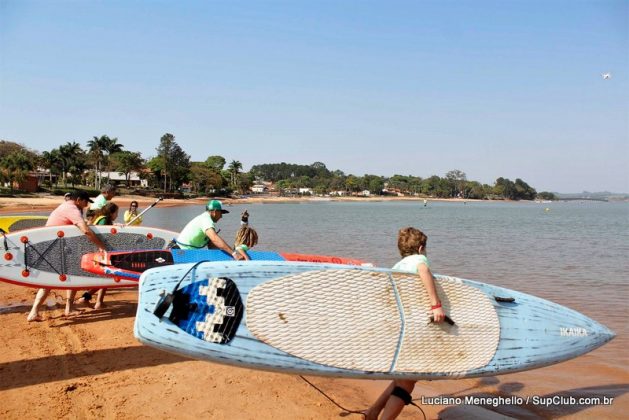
xmin=153 ymin=260 xmax=209 ymax=319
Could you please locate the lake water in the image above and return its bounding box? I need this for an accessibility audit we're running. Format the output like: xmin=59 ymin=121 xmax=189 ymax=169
xmin=141 ymin=200 xmax=628 ymax=351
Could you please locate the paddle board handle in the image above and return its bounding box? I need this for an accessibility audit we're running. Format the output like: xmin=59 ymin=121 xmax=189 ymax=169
xmin=153 ymin=260 xmax=210 ymax=320
xmin=429 ymin=315 xmax=455 ymax=326
xmin=494 ymin=296 xmax=516 ymax=303
xmin=153 ymin=292 xmax=175 ymax=319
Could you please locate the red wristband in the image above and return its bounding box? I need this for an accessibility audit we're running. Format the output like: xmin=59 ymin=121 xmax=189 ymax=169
xmin=431 ymin=302 xmax=442 ymax=310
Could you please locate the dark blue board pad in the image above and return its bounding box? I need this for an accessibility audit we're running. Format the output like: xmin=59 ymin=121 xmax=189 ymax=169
xmin=106 ymin=249 xmax=287 ymax=279
xmin=169 ymin=277 xmax=244 ymax=345
xmin=171 ymin=249 xmax=286 ymax=263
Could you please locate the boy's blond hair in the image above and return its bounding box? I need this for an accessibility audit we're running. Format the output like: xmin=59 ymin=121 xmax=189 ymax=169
xmin=235 ymin=226 xmax=258 ymax=248
xmin=397 ymin=227 xmax=428 ymax=257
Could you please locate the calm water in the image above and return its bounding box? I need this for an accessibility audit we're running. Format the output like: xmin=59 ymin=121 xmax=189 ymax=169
xmin=141 ymin=200 xmax=628 ymax=333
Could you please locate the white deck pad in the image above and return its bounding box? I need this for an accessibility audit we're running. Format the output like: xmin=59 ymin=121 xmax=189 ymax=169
xmin=246 ymin=270 xmax=500 ymax=374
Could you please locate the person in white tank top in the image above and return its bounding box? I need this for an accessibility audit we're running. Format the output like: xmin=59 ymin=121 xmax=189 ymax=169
xmin=364 ymin=227 xmax=446 ymax=420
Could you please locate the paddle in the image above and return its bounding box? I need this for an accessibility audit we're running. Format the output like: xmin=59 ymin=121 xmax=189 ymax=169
xmin=124 ymin=196 xmax=164 ymax=226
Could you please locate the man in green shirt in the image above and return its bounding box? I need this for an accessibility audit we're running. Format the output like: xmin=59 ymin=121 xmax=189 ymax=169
xmin=173 ymin=200 xmax=238 ymax=258
xmin=87 ymin=184 xmax=116 ymax=219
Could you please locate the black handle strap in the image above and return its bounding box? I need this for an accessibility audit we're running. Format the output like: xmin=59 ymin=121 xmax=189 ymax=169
xmin=429 ymin=315 xmax=455 ymax=326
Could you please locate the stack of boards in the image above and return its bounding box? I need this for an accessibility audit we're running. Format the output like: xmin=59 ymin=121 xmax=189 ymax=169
xmin=134 ymin=261 xmax=615 ymax=380
xmin=80 ymin=249 xmax=370 ymax=280
xmin=0 ymin=224 xmax=370 ymax=289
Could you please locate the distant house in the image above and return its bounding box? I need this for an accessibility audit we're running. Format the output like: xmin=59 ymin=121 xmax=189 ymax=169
xmin=330 ymin=190 xmax=347 ymax=196
xmin=298 ymin=188 xmax=312 ymax=195
xmin=100 ymin=171 xmax=147 ymax=188
xmin=360 ymin=190 xmax=371 ymax=197
xmin=11 ymin=173 xmax=39 ymax=192
xmin=179 ymin=183 xmax=192 ymax=193
xmin=251 ymin=184 xmax=268 ymax=193
xmin=382 ymin=188 xmax=404 ymax=197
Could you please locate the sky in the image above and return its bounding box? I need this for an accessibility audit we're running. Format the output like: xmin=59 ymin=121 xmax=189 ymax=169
xmin=0 ymin=0 xmax=627 ymax=193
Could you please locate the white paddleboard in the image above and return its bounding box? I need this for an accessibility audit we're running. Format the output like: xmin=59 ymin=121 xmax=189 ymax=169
xmin=0 ymin=225 xmax=177 ymax=289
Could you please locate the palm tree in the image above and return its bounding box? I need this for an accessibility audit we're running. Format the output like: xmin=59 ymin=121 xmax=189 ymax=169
xmin=87 ymin=136 xmax=106 ymax=189
xmin=88 ymin=135 xmax=124 ymax=190
xmin=41 ymin=149 xmax=62 ymax=186
xmin=101 ymin=136 xmax=124 ymax=186
xmin=228 ymin=160 xmax=242 ymax=192
xmin=58 ymin=142 xmax=84 ymax=187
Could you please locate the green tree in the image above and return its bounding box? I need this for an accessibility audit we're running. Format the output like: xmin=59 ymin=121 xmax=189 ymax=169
xmin=0 ymin=151 xmax=35 ymax=191
xmin=239 ymin=172 xmax=253 ymax=194
xmin=87 ymin=135 xmax=123 ymax=189
xmin=0 ymin=140 xmax=38 ymax=162
xmin=146 ymin=156 xmax=164 ymax=189
xmin=87 ymin=136 xmax=105 ymax=188
xmin=465 ymin=181 xmax=486 ymax=199
xmin=514 ymin=178 xmax=537 ymax=200
xmin=445 ymin=169 xmax=467 ymax=198
xmin=368 ymin=176 xmax=385 ymax=194
xmin=156 ymin=134 xmax=176 ymax=192
xmin=537 ymin=191 xmax=556 ymax=200
xmin=110 ymin=151 xmax=145 ymax=187
xmin=190 ymin=162 xmax=211 ymax=194
xmin=58 ymin=142 xmax=85 ymax=187
xmin=345 ymin=175 xmax=360 ymax=193
xmin=205 ymin=155 xmax=226 ymax=172
xmin=494 ymin=177 xmax=517 ymax=200
xmin=156 ymin=133 xmax=190 ymax=192
xmin=40 ymin=149 xmax=63 ymax=186
xmin=0 ymin=151 xmax=34 ymax=191
xmin=228 ymin=160 xmax=243 ymax=193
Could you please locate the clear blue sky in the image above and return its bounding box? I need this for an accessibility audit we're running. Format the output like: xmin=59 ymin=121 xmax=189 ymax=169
xmin=1 ymin=0 xmax=627 ymax=193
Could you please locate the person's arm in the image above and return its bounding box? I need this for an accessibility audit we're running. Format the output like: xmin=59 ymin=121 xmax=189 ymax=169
xmin=234 ymin=245 xmax=250 ymax=261
xmin=76 ymin=220 xmax=107 ymax=252
xmin=418 ymin=263 xmax=445 ymax=323
xmin=205 ymin=228 xmax=236 ymax=258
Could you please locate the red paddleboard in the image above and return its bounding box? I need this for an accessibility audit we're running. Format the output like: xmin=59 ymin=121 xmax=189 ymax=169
xmin=80 ymin=249 xmax=372 ymax=280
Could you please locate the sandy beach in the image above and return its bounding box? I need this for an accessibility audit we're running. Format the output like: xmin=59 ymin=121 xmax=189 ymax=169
xmin=0 ymin=195 xmax=625 ymax=419
xmin=0 ymin=282 xmax=624 ymax=419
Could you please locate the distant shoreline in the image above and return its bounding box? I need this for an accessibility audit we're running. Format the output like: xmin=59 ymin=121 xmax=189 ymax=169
xmin=2 ymin=193 xmax=616 ymax=215
xmin=0 ymin=194 xmax=491 ymax=214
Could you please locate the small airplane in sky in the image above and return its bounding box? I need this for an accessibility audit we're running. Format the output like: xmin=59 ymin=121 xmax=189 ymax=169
xmin=602 ymin=72 xmax=612 ymax=80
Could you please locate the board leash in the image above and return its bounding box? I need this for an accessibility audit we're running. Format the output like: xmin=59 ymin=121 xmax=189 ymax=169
xmin=297 ymin=375 xmax=426 ymax=419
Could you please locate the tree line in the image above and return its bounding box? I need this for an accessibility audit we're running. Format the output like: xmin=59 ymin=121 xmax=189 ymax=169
xmin=0 ymin=135 xmax=556 ymax=200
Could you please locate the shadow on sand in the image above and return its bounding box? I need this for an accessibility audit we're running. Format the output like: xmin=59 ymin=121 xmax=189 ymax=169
xmin=0 ymin=345 xmax=189 ymax=391
xmin=434 ymin=377 xmax=627 ymax=419
xmin=48 ymin=299 xmax=137 ymax=327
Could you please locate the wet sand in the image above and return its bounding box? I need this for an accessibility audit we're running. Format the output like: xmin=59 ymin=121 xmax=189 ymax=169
xmin=0 ymin=197 xmax=626 ymax=419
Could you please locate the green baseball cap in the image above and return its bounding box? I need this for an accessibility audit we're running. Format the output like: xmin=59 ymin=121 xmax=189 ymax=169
xmin=207 ymin=199 xmax=229 ymax=214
